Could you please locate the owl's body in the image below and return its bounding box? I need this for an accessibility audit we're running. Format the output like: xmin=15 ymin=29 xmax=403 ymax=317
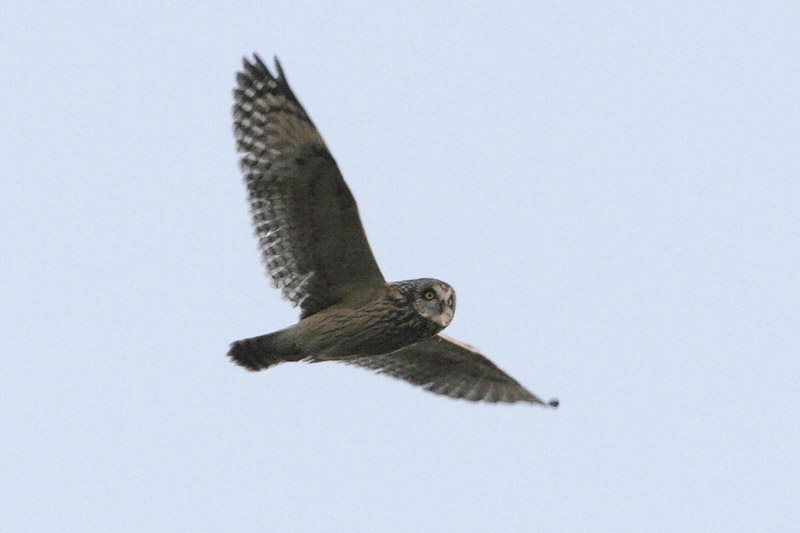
xmin=229 ymin=54 xmax=558 ymax=406
xmin=297 ymin=285 xmax=444 ymax=360
xmin=231 ymin=279 xmax=450 ymax=366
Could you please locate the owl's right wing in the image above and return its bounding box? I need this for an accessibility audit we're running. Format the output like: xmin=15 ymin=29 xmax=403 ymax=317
xmin=347 ymin=334 xmax=559 ymax=406
xmin=233 ymin=55 xmax=385 ymax=318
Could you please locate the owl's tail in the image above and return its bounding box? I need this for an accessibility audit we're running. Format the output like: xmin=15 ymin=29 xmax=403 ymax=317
xmin=228 ymin=327 xmax=302 ymax=371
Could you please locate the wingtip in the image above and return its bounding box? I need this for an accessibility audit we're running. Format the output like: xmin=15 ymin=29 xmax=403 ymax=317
xmin=274 ymin=56 xmax=287 ymax=80
xmin=240 ymin=52 xmax=276 ymax=79
xmin=524 ymin=391 xmax=559 ymax=408
xmin=253 ymin=53 xmax=269 ymax=73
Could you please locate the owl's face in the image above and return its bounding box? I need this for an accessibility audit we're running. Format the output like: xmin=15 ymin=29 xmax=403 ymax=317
xmin=408 ymin=278 xmax=456 ymax=328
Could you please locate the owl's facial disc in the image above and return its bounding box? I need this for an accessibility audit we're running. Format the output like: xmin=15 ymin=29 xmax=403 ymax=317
xmin=414 ymin=280 xmax=455 ymax=328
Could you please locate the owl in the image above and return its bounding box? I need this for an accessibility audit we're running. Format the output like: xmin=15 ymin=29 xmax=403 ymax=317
xmin=230 ymin=54 xmax=558 ymax=406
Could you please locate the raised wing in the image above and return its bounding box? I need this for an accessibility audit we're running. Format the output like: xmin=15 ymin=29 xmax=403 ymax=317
xmin=233 ymin=55 xmax=385 ymax=317
xmin=347 ymin=334 xmax=559 ymax=406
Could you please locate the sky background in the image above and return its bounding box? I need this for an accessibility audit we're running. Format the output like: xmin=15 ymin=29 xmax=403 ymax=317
xmin=2 ymin=2 xmax=798 ymax=531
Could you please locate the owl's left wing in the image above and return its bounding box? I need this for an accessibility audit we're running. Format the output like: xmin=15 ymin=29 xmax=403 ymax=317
xmin=346 ymin=334 xmax=559 ymax=406
xmin=233 ymin=55 xmax=385 ymax=318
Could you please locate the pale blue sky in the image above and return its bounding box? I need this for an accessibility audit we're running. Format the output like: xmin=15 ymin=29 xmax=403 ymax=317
xmin=2 ymin=2 xmax=798 ymax=531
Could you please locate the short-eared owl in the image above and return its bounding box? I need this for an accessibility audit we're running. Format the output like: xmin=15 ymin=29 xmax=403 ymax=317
xmin=230 ymin=54 xmax=557 ymax=407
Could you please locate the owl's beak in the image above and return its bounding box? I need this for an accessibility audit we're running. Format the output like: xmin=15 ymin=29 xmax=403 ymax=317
xmin=434 ymin=305 xmax=454 ymax=328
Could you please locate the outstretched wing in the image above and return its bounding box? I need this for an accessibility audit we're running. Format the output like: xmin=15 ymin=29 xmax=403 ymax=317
xmin=346 ymin=334 xmax=559 ymax=406
xmin=233 ymin=54 xmax=385 ymax=318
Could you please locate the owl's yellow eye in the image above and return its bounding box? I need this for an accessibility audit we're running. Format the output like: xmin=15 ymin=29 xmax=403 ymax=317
xmin=423 ymin=290 xmax=436 ymax=300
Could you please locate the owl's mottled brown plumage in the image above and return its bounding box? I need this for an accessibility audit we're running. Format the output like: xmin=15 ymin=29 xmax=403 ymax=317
xmin=229 ymin=54 xmax=558 ymax=407
xmin=233 ymin=55 xmax=384 ymax=317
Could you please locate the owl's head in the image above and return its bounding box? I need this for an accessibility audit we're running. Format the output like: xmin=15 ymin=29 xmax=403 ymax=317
xmin=402 ymin=278 xmax=456 ymax=328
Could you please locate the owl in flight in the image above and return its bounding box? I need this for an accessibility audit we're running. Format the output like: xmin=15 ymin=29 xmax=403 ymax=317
xmin=229 ymin=54 xmax=558 ymax=406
